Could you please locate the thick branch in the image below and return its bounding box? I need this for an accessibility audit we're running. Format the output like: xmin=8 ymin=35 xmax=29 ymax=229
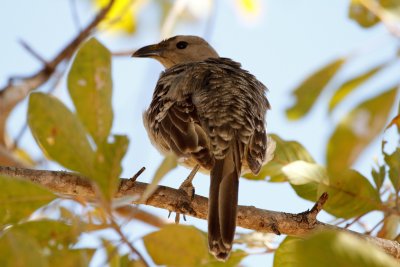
xmin=1 ymin=165 xmax=400 ymax=259
xmin=0 ymin=0 xmax=115 ymax=147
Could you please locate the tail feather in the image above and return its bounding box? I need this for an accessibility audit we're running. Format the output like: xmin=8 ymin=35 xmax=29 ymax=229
xmin=208 ymin=142 xmax=241 ymax=261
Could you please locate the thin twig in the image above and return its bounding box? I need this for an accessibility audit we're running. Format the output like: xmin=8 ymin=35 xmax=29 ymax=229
xmin=18 ymin=39 xmax=48 ymax=65
xmin=120 ymin=167 xmax=146 ymax=192
xmin=345 ymin=213 xmax=368 ymax=229
xmin=366 ymin=217 xmax=385 ymax=235
xmin=131 ymin=167 xmax=146 ymax=182
xmin=109 ymin=218 xmax=149 ymax=266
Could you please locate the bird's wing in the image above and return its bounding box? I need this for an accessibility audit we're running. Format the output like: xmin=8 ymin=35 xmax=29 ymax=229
xmin=189 ymin=58 xmax=270 ymax=174
xmin=144 ymin=68 xmax=213 ymax=169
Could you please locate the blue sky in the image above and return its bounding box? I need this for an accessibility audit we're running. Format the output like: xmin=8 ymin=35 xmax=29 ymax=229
xmin=1 ymin=0 xmax=398 ymax=266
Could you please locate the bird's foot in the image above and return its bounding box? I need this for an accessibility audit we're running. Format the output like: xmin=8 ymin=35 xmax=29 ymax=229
xmin=173 ymin=165 xmax=200 ymax=223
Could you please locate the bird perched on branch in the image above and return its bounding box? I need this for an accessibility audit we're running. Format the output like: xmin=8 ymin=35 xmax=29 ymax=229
xmin=133 ymin=35 xmax=273 ymax=260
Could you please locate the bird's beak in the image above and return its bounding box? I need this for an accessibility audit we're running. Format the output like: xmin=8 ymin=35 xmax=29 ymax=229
xmin=132 ymin=44 xmax=162 ymax=58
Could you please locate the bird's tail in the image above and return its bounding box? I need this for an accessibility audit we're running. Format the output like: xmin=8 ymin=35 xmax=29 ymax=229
xmin=208 ymin=141 xmax=241 ymax=261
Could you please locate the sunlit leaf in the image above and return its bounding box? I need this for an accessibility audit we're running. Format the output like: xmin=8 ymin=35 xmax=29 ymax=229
xmin=384 ymin=0 xmax=400 ymax=19
xmin=236 ymin=0 xmax=261 ymax=19
xmin=371 ymin=164 xmax=386 ymax=191
xmin=276 ymin=231 xmax=400 ymax=267
xmin=349 ymin=0 xmax=380 ymax=28
xmin=349 ymin=0 xmax=400 ymax=28
xmin=326 ymin=169 xmax=381 ymax=218
xmin=10 ymin=220 xmax=79 ymax=247
xmin=286 ymin=58 xmax=345 ymax=120
xmin=283 ymin=161 xmax=381 ymax=218
xmin=143 ymin=225 xmax=208 ymax=267
xmin=139 ymin=154 xmax=177 ymax=202
xmin=329 ymin=64 xmax=384 ymax=112
xmin=327 ymin=87 xmax=398 ymax=173
xmin=28 ymin=93 xmax=94 ymax=176
xmin=273 ymin=237 xmax=302 ymax=267
xmin=384 ymin=147 xmax=400 ymax=193
xmin=0 ymin=175 xmax=56 ymax=225
xmin=93 ymin=135 xmax=129 ymax=200
xmin=68 ymin=38 xmax=113 ymax=145
xmin=3 ymin=219 xmax=93 ymax=266
xmin=282 ymin=161 xmax=325 ymax=202
xmin=48 ymin=249 xmax=95 ymax=267
xmin=95 ymin=0 xmax=139 ymax=34
xmin=244 ymin=134 xmax=314 ymax=181
xmin=0 ymin=231 xmax=48 ymax=267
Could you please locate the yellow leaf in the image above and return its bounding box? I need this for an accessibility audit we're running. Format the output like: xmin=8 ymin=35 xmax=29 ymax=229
xmin=236 ymin=0 xmax=262 ymax=20
xmin=143 ymin=225 xmax=208 ymax=266
xmin=94 ymin=0 xmax=143 ymax=34
xmin=287 ymin=58 xmax=346 ymax=120
xmin=327 ymin=87 xmax=398 ymax=173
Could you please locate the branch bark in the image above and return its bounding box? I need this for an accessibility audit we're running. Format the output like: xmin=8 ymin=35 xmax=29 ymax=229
xmin=1 ymin=165 xmax=400 ymax=260
xmin=0 ymin=0 xmax=116 ymax=148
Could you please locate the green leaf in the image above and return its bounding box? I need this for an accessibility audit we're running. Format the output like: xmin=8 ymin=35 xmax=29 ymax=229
xmin=273 ymin=237 xmax=302 ymax=267
xmin=295 ymin=231 xmax=399 ymax=267
xmin=9 ymin=220 xmax=79 ymax=247
xmin=28 ymin=93 xmax=94 ymax=175
xmin=0 ymin=230 xmax=48 ymax=267
xmin=143 ymin=225 xmax=208 ymax=267
xmin=371 ymin=164 xmax=386 ymax=191
xmin=140 ymin=154 xmax=177 ymax=202
xmin=244 ymin=134 xmax=314 ymax=182
xmin=3 ymin=220 xmax=92 ymax=267
xmin=286 ymin=58 xmax=345 ymax=120
xmin=384 ymin=147 xmax=400 ymax=193
xmin=327 ymin=87 xmax=398 ymax=173
xmin=0 ymin=175 xmax=56 ymax=226
xmin=349 ymin=0 xmax=400 ymax=28
xmin=326 ymin=169 xmax=381 ymax=218
xmin=328 ymin=64 xmax=384 ymax=112
xmin=48 ymin=249 xmax=94 ymax=267
xmin=68 ymin=38 xmax=113 ymax=145
xmin=283 ymin=161 xmax=381 ymax=218
xmin=349 ymin=0 xmax=380 ymax=28
xmin=282 ymin=161 xmax=326 ymax=202
xmin=93 ymin=135 xmax=129 ymax=199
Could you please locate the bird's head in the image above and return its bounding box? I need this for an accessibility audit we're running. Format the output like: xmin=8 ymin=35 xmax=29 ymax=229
xmin=132 ymin=35 xmax=219 ymax=68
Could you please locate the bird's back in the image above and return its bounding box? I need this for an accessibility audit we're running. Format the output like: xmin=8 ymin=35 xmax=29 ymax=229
xmin=143 ymin=57 xmax=270 ymax=174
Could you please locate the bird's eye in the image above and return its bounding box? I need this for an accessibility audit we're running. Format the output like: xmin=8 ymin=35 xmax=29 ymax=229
xmin=176 ymin=41 xmax=188 ymax=49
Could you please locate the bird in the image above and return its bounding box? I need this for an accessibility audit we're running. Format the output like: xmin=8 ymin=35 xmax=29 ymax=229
xmin=132 ymin=35 xmax=273 ymax=260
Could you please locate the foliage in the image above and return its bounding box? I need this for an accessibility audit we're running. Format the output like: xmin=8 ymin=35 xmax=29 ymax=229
xmin=1 ymin=0 xmax=400 ymax=266
xmin=274 ymin=233 xmax=399 ymax=267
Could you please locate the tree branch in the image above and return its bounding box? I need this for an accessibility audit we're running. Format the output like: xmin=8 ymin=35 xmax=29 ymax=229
xmin=1 ymin=165 xmax=400 ymax=260
xmin=0 ymin=0 xmax=116 ymax=148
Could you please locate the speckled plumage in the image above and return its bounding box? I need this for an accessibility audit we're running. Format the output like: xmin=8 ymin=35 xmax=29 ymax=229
xmin=134 ymin=36 xmax=271 ymax=260
xmin=143 ymin=57 xmax=270 ymax=174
